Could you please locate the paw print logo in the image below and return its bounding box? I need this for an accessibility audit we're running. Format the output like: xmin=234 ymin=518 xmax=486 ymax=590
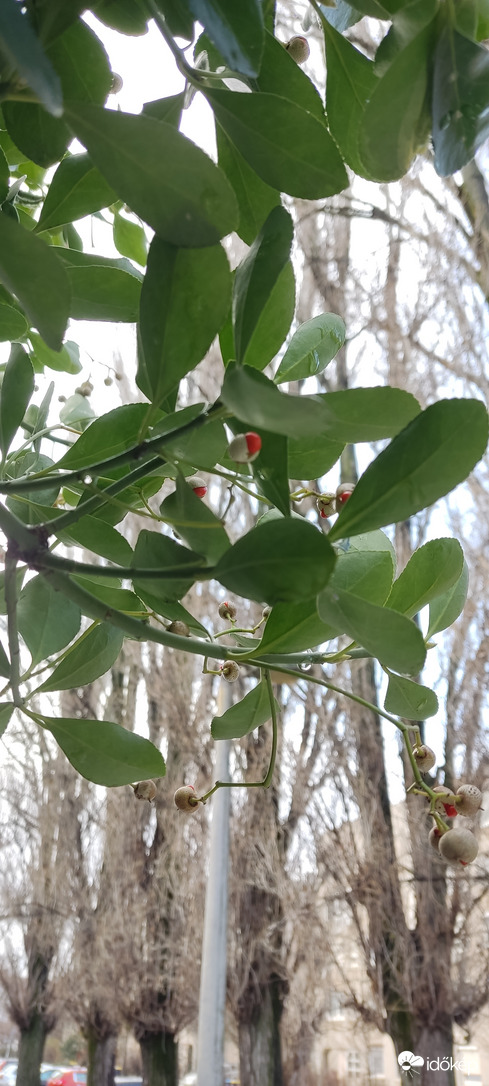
xmin=398 ymin=1052 xmax=425 ymax=1077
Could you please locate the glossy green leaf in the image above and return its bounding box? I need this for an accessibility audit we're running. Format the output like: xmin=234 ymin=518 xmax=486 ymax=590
xmin=138 ymin=237 xmax=231 ymax=406
xmin=0 ymin=641 xmax=10 ymax=679
xmin=93 ymin=0 xmax=149 ymax=35
xmin=331 ymin=539 xmax=395 ymax=605
xmin=215 ymin=518 xmax=336 ymax=605
xmin=17 ymin=575 xmax=81 ymax=665
xmin=0 ymin=702 xmax=14 ymax=737
xmin=65 ymin=264 xmax=141 ymax=322
xmin=432 ymin=23 xmax=489 ymax=176
xmin=216 ymin=122 xmax=280 ymax=245
xmin=65 ymin=103 xmax=238 ymax=247
xmin=320 ymin=0 xmax=361 ymax=31
xmin=427 ymin=561 xmax=469 ymax=638
xmin=154 ymin=0 xmax=194 ymax=39
xmin=288 ymin=434 xmax=344 ymax=480
xmin=318 ymin=586 xmax=426 ymax=674
xmin=204 ymin=88 xmax=348 ymax=199
xmin=256 ymin=598 xmax=337 ymax=654
xmin=233 ymin=207 xmax=293 ymax=363
xmin=358 ymin=22 xmax=434 ymax=181
xmin=0 ymin=303 xmax=28 ymax=341
xmin=133 ymin=529 xmax=207 ymax=603
xmin=3 ymin=19 xmax=112 ymax=168
xmin=256 ymin=30 xmax=324 ymax=119
xmin=73 ymin=577 xmax=144 ymax=613
xmin=384 ymin=673 xmax=438 ymax=720
xmin=160 ymin=475 xmax=230 ymax=563
xmin=29 ymin=332 xmax=82 ymax=374
xmin=329 ymin=400 xmax=489 ymax=542
xmin=386 ymin=539 xmax=464 ymax=618
xmin=58 ymin=404 xmax=148 ymax=471
xmin=188 ymin=0 xmax=264 ymax=77
xmin=36 ymin=153 xmax=117 ymax=233
xmin=38 ymin=624 xmax=124 ymax=692
xmin=323 ymin=19 xmax=378 ymax=176
xmin=0 ymin=0 xmax=62 ymax=116
xmin=250 ymin=429 xmax=290 ymax=517
xmin=0 ymin=212 xmax=70 ymax=350
xmin=163 ymin=417 xmax=228 ymax=473
xmin=275 ymin=313 xmax=346 ymax=383
xmin=56 ymin=517 xmax=133 ymax=565
xmin=143 ymin=93 xmax=185 ymax=125
xmin=113 ymin=212 xmax=148 ymax=266
xmin=0 ymin=146 xmax=8 ymax=203
xmin=59 ymin=392 xmax=96 ymax=430
xmin=0 ymin=345 xmax=34 ymax=456
xmin=240 ymin=262 xmax=295 ymax=372
xmin=212 ymin=679 xmax=278 ymax=740
xmin=39 ymin=715 xmax=166 ymax=786
xmin=221 ymin=364 xmax=420 ymax=442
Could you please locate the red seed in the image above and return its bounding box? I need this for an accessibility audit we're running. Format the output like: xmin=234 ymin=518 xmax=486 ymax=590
xmin=245 ymin=432 xmax=261 ymax=456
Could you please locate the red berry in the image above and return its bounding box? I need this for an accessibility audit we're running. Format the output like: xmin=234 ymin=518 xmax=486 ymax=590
xmin=227 ymin=432 xmax=262 ymax=463
xmin=187 ymin=475 xmax=207 ymax=498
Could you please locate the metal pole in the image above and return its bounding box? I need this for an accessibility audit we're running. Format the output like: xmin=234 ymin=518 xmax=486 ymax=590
xmin=196 ymin=681 xmax=231 ymax=1086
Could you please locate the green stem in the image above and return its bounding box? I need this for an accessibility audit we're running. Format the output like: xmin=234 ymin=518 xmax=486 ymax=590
xmin=41 ymin=457 xmax=164 ymax=533
xmin=143 ymin=0 xmax=202 ymax=82
xmin=4 ymin=553 xmax=23 ymax=708
xmin=198 ymin=669 xmax=278 ymax=801
xmin=37 ymin=550 xmax=212 ymax=581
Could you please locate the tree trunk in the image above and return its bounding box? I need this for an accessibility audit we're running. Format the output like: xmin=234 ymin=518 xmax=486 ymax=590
xmin=239 ymin=975 xmax=284 ymax=1086
xmin=16 ymin=1009 xmax=48 ymax=1086
xmin=412 ymin=1023 xmax=455 ymax=1086
xmin=139 ymin=1030 xmax=178 ymax=1086
xmin=86 ymin=1029 xmax=117 ymax=1086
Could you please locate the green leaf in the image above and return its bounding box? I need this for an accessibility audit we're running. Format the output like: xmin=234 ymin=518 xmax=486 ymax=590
xmin=318 ymin=587 xmax=426 ymax=674
xmin=0 ymin=345 xmax=34 ymax=457
xmin=233 ymin=206 xmax=293 ymax=363
xmin=251 ymin=429 xmax=290 ymax=516
xmin=38 ymin=715 xmax=166 ymax=786
xmin=162 ymin=417 xmax=228 ymax=473
xmin=211 ymin=679 xmax=278 ymax=740
xmin=113 ymin=212 xmax=148 ymax=266
xmin=154 ymin=0 xmax=194 ymax=39
xmin=275 ymin=313 xmax=346 ymax=383
xmin=36 ymin=153 xmax=117 ymax=233
xmin=215 ymin=518 xmax=336 ymax=605
xmin=29 ymin=332 xmax=82 ymax=374
xmin=358 ymin=22 xmax=434 ymax=181
xmin=132 ymin=529 xmax=207 ymax=603
xmin=188 ymin=0 xmax=264 ymax=77
xmin=331 ymin=538 xmax=395 ymax=605
xmin=17 ymin=575 xmax=81 ymax=665
xmin=386 ymin=539 xmax=464 ymax=618
xmin=240 ymin=261 xmax=295 ymax=372
xmin=38 ymin=624 xmax=124 ymax=692
xmin=256 ymin=597 xmax=337 ymax=654
xmin=432 ymin=23 xmax=489 ymax=176
xmin=216 ymin=122 xmax=280 ymax=245
xmin=143 ymin=93 xmax=185 ymax=125
xmin=0 ymin=303 xmax=28 ymax=342
xmin=65 ymin=263 xmax=141 ymax=322
xmin=59 ymin=392 xmax=96 ymax=431
xmin=288 ymin=434 xmax=344 ymax=480
xmin=57 ymin=403 xmax=149 ymax=470
xmin=137 ymin=237 xmax=231 ymax=406
xmin=0 ymin=641 xmax=10 ymax=679
xmin=328 ymin=400 xmax=489 ymax=542
xmin=256 ymin=30 xmax=324 ymax=119
xmin=160 ymin=475 xmax=230 ymax=564
xmin=221 ymin=365 xmax=420 ymax=442
xmin=0 ymin=0 xmax=62 ymax=116
xmin=0 ymin=146 xmax=8 ymax=204
xmin=427 ymin=561 xmax=469 ymax=638
xmin=320 ymin=0 xmax=361 ymax=32
xmin=384 ymin=673 xmax=438 ymax=720
xmin=0 ymin=702 xmax=14 ymax=737
xmin=204 ymin=88 xmax=348 ymax=199
xmin=0 ymin=212 xmax=70 ymax=349
xmin=56 ymin=517 xmax=133 ymax=565
xmin=323 ymin=19 xmax=378 ymax=176
xmin=3 ymin=19 xmax=112 ymax=167
xmin=65 ymin=103 xmax=238 ymax=247
xmin=93 ymin=0 xmax=149 ymax=35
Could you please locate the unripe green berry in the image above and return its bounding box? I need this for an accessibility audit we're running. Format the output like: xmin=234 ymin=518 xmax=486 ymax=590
xmin=174 ymin=785 xmax=199 ymax=813
xmin=75 ymin=380 xmax=93 ymax=397
xmin=439 ymin=827 xmax=479 ymax=865
xmin=220 ymin=661 xmax=240 ymax=682
xmin=104 ymin=376 xmax=113 ymax=386
xmin=110 ymin=72 xmax=123 ymax=94
xmin=167 ymin=620 xmax=190 ymax=637
xmin=218 ymin=600 xmax=237 ymax=621
xmin=284 ymin=36 xmax=310 ymax=64
xmin=133 ymin=779 xmax=157 ymax=802
xmin=413 ymin=744 xmax=436 ymax=773
xmin=456 ymin=784 xmax=483 ymax=817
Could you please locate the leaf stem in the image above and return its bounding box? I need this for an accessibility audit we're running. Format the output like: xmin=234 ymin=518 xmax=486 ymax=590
xmin=4 ymin=553 xmax=23 ymax=708
xmin=197 ymin=670 xmax=279 ymax=801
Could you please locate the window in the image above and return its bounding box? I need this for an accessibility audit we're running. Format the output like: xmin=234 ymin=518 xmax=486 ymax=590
xmin=369 ymin=1046 xmax=384 ymax=1077
xmin=348 ymin=1051 xmax=362 ymax=1076
xmin=328 ymin=991 xmax=345 ymax=1019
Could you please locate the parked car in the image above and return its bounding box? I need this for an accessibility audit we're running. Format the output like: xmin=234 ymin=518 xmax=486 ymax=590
xmin=46 ymin=1070 xmax=87 ymax=1086
xmin=41 ymin=1066 xmax=66 ymax=1084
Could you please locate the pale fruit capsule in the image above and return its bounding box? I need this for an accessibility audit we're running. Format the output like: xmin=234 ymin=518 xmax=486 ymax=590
xmin=335 ymin=483 xmax=355 ymax=510
xmin=413 ymin=744 xmax=436 ymax=773
xmin=227 ymin=432 xmax=262 ymax=463
xmin=133 ymin=780 xmax=157 ymax=803
xmin=439 ymin=827 xmax=479 ymax=865
xmin=187 ymin=475 xmax=207 ymax=498
xmin=316 ymin=494 xmax=336 ymax=519
xmin=284 ymin=36 xmax=310 ymax=64
xmin=220 ymin=660 xmax=240 ymax=682
xmin=428 ymin=825 xmax=442 ymax=852
xmin=433 ymin=784 xmax=458 ymax=818
xmin=174 ymin=785 xmax=199 ymax=813
xmin=167 ymin=620 xmax=190 ymax=637
xmin=456 ymin=784 xmax=483 ymax=817
xmin=218 ymin=601 xmax=237 ymax=621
